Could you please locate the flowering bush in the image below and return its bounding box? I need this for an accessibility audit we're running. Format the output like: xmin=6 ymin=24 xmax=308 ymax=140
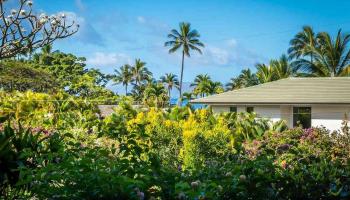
xmin=2 ymin=92 xmax=350 ymax=199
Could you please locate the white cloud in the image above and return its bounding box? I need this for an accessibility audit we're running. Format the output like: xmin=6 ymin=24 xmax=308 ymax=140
xmin=57 ymin=11 xmax=105 ymax=46
xmin=226 ymin=39 xmax=237 ymax=47
xmin=75 ymin=0 xmax=86 ymax=11
xmin=188 ymin=40 xmax=265 ymax=67
xmin=86 ymin=52 xmax=132 ymax=67
xmin=137 ymin=16 xmax=146 ymax=24
xmin=136 ymin=16 xmax=169 ymax=35
xmin=205 ymin=47 xmax=230 ymax=65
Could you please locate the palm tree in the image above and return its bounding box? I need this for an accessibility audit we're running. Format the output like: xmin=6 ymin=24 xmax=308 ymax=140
xmin=165 ymin=22 xmax=204 ymax=105
xmin=238 ymin=69 xmax=259 ymax=87
xmin=143 ymin=83 xmax=169 ymax=108
xmin=288 ymin=26 xmax=316 ymax=63
xmin=191 ymin=74 xmax=211 ymax=97
xmin=160 ymin=73 xmax=179 ymax=98
xmin=131 ymin=59 xmax=152 ymax=86
xmin=181 ymin=92 xmax=194 ymax=102
xmin=294 ymin=30 xmax=350 ymax=77
xmin=207 ymin=81 xmax=224 ymax=95
xmin=226 ymin=77 xmax=244 ymax=91
xmin=226 ymin=69 xmax=258 ymax=91
xmin=256 ymin=63 xmax=274 ymax=83
xmin=271 ymin=55 xmax=296 ymax=79
xmin=113 ymin=64 xmax=133 ymax=95
xmin=190 ymin=74 xmax=211 ymax=87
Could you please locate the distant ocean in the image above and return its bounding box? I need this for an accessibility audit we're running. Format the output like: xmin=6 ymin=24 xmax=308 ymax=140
xmin=170 ymin=98 xmax=205 ymax=109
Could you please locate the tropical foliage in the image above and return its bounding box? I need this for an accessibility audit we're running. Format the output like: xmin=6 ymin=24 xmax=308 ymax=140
xmin=1 ymin=94 xmax=350 ymax=199
xmin=290 ymin=28 xmax=350 ymax=77
xmin=2 ymin=2 xmax=350 ymax=198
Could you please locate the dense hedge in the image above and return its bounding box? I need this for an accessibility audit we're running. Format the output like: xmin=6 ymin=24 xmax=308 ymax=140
xmin=1 ymin=92 xmax=350 ymax=199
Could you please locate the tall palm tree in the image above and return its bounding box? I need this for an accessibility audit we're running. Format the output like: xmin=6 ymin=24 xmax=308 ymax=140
xmin=113 ymin=64 xmax=133 ymax=95
xmin=131 ymin=59 xmax=152 ymax=86
xmin=165 ymin=22 xmax=204 ymax=105
xmin=160 ymin=73 xmax=179 ymax=98
xmin=256 ymin=63 xmax=274 ymax=84
xmin=288 ymin=26 xmax=316 ymax=63
xmin=294 ymin=30 xmax=350 ymax=77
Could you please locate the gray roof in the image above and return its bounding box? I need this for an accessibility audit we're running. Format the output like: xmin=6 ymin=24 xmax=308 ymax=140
xmin=191 ymin=77 xmax=350 ymax=105
xmin=97 ymin=105 xmax=118 ymax=117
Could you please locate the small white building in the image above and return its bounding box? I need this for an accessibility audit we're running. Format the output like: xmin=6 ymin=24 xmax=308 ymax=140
xmin=191 ymin=77 xmax=350 ymax=132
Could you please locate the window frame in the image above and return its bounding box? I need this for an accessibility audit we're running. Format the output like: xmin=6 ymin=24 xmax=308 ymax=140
xmin=246 ymin=107 xmax=254 ymax=113
xmin=293 ymin=106 xmax=312 ymax=128
xmin=229 ymin=106 xmax=237 ymax=113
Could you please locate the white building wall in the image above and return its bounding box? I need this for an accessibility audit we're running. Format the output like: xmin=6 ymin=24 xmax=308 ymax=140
xmin=311 ymin=105 xmax=350 ymax=132
xmin=211 ymin=105 xmax=230 ymax=113
xmin=211 ymin=105 xmax=282 ymax=122
xmin=210 ymin=104 xmax=350 ymax=132
xmin=254 ymin=106 xmax=281 ymax=122
xmin=281 ymin=105 xmax=293 ymax=127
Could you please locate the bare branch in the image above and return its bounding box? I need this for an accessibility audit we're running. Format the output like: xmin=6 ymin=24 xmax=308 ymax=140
xmin=0 ymin=0 xmax=79 ymax=59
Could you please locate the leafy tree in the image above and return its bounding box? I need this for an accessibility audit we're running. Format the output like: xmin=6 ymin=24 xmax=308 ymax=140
xmin=165 ymin=22 xmax=204 ymax=105
xmin=0 ymin=0 xmax=78 ymax=59
xmin=67 ymin=73 xmax=115 ymax=99
xmin=30 ymin=50 xmax=87 ymax=88
xmin=113 ymin=64 xmax=133 ymax=95
xmin=86 ymin=68 xmax=113 ymax=87
xmin=0 ymin=61 xmax=58 ymax=92
xmin=160 ymin=73 xmax=179 ymax=99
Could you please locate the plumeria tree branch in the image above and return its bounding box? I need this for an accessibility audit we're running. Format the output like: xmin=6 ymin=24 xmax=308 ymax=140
xmin=0 ymin=0 xmax=79 ymax=59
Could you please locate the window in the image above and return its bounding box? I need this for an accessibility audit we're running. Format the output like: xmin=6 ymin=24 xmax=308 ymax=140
xmin=230 ymin=106 xmax=237 ymax=113
xmin=293 ymin=107 xmax=311 ymax=128
xmin=246 ymin=107 xmax=254 ymax=113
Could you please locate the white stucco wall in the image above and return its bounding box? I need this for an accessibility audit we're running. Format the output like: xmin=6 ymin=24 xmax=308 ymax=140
xmin=254 ymin=106 xmax=281 ymax=122
xmin=210 ymin=104 xmax=350 ymax=132
xmin=211 ymin=105 xmax=282 ymax=122
xmin=311 ymin=105 xmax=350 ymax=132
xmin=211 ymin=105 xmax=230 ymax=113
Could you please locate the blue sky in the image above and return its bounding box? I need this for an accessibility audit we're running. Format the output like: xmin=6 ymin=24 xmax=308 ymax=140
xmin=29 ymin=0 xmax=350 ymax=84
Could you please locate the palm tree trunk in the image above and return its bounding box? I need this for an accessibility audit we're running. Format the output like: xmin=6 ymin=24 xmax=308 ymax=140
xmin=178 ymin=51 xmax=185 ymax=106
xmin=311 ymin=54 xmax=313 ymax=65
xmin=168 ymin=87 xmax=171 ymax=105
xmin=125 ymin=84 xmax=128 ymax=95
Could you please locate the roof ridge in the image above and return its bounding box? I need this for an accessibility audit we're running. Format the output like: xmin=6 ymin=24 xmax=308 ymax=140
xmin=192 ymin=78 xmax=290 ymax=102
xmin=289 ymin=77 xmax=350 ymax=79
